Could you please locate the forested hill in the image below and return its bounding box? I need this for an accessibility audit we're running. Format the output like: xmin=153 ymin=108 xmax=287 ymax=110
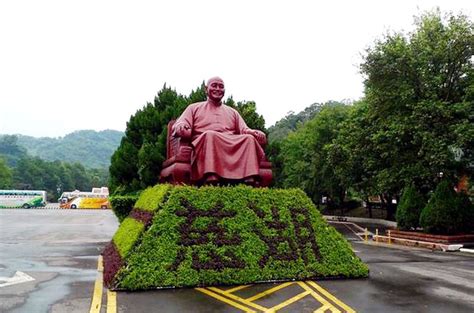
xmin=267 ymin=100 xmax=345 ymax=143
xmin=10 ymin=130 xmax=123 ymax=169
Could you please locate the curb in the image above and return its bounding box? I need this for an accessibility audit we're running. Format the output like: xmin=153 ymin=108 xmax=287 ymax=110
xmin=327 ymin=218 xmax=472 ymax=253
xmin=324 ymin=215 xmax=397 ymax=228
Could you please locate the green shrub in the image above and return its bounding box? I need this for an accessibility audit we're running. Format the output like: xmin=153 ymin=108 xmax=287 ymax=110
xmin=111 ymin=185 xmax=368 ymax=290
xmin=113 ymin=217 xmax=145 ymax=258
xmin=455 ymin=192 xmax=474 ymax=232
xmin=134 ymin=184 xmax=171 ymax=212
xmin=396 ymin=184 xmax=425 ymax=230
xmin=110 ymin=195 xmax=140 ymax=223
xmin=420 ymin=180 xmax=472 ymax=235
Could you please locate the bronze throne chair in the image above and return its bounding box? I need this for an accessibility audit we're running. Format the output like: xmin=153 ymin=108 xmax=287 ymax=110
xmin=159 ymin=120 xmax=273 ymax=187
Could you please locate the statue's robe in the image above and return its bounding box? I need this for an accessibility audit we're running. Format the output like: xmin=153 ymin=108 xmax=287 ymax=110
xmin=173 ymin=101 xmax=265 ymax=182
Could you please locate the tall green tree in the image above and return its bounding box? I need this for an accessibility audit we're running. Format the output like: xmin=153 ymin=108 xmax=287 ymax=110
xmin=330 ymin=10 xmax=473 ymax=219
xmin=280 ymin=102 xmax=351 ymax=206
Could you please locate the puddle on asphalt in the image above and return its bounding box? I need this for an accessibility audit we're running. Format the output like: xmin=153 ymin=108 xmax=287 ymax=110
xmin=9 ymin=272 xmax=96 ymax=313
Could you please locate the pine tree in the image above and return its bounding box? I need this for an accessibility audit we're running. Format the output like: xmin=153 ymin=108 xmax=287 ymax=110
xmin=396 ymin=184 xmax=425 ymax=230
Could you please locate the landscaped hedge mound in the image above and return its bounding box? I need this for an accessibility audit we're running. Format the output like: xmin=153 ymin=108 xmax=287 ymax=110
xmin=110 ymin=195 xmax=140 ymax=223
xmin=103 ymin=184 xmax=171 ymax=286
xmin=103 ymin=184 xmax=368 ymax=290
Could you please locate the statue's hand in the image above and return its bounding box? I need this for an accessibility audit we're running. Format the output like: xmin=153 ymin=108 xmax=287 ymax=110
xmin=174 ymin=124 xmax=191 ymax=138
xmin=251 ymin=130 xmax=267 ymax=145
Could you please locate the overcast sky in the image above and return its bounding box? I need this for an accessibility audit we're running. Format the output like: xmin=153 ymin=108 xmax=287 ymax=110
xmin=1 ymin=1 xmax=472 ymax=138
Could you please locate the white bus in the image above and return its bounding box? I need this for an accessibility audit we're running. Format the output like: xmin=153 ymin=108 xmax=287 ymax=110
xmin=59 ymin=187 xmax=110 ymax=209
xmin=0 ymin=190 xmax=47 ymax=208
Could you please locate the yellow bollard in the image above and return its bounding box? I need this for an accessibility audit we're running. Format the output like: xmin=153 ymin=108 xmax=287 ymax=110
xmin=376 ymin=229 xmax=379 ymax=243
xmin=364 ymin=228 xmax=368 ymax=242
xmin=388 ymin=230 xmax=392 ymax=245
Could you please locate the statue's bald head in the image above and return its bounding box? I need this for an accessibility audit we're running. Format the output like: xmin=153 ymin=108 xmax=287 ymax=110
xmin=206 ymin=76 xmax=225 ymax=103
xmin=206 ymin=76 xmax=224 ymax=86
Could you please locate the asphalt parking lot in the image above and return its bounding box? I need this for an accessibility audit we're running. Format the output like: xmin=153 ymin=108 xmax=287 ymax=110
xmin=0 ymin=209 xmax=117 ymax=313
xmin=1 ymin=209 xmax=473 ymax=313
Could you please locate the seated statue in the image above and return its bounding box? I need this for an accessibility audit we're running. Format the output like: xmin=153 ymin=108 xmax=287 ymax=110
xmin=169 ymin=76 xmax=271 ymax=185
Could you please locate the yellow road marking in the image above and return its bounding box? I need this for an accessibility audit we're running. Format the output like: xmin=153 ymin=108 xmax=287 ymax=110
xmin=245 ymin=282 xmax=294 ymax=302
xmin=97 ymin=255 xmax=104 ymax=272
xmin=208 ymin=287 xmax=268 ymax=311
xmin=298 ymin=282 xmax=340 ymax=313
xmin=89 ymin=256 xmax=103 ymax=313
xmin=106 ymin=289 xmax=117 ymax=313
xmin=307 ymin=281 xmax=356 ymax=313
xmin=267 ymin=290 xmax=311 ymax=312
xmin=196 ymin=287 xmax=256 ymax=313
xmin=314 ymin=304 xmax=331 ymax=313
xmin=199 ymin=281 xmax=355 ymax=313
xmin=226 ymin=284 xmax=252 ymax=293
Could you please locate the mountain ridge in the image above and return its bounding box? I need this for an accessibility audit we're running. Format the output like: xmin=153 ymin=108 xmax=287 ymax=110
xmin=1 ymin=129 xmax=124 ymax=169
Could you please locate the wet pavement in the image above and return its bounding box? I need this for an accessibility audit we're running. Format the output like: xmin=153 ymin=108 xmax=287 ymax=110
xmin=0 ymin=209 xmax=118 ymax=313
xmin=1 ymin=209 xmax=473 ymax=312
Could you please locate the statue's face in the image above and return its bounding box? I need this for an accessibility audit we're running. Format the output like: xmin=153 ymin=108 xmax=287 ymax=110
xmin=207 ymin=79 xmax=225 ymax=102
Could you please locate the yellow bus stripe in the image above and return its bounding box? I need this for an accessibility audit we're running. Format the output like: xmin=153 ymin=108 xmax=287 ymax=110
xmin=307 ymin=281 xmax=356 ymax=313
xmin=196 ymin=288 xmax=256 ymax=313
xmin=245 ymin=281 xmax=294 ymax=302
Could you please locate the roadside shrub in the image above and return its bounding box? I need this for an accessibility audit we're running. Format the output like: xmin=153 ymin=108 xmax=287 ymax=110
xmin=103 ymin=184 xmax=173 ymax=288
xmin=110 ymin=195 xmax=140 ymax=223
xmin=455 ymin=192 xmax=474 ymax=233
xmin=420 ymin=180 xmax=471 ymax=235
xmin=109 ymin=185 xmax=368 ymax=290
xmin=396 ymin=184 xmax=425 ymax=230
xmin=113 ymin=217 xmax=145 ymax=258
xmin=134 ymin=184 xmax=171 ymax=212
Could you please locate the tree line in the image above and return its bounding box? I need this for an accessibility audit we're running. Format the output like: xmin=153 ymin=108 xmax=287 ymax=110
xmin=109 ymin=10 xmax=473 ymax=224
xmin=0 ymin=135 xmax=109 ymax=201
xmin=271 ymin=10 xmax=473 ymax=220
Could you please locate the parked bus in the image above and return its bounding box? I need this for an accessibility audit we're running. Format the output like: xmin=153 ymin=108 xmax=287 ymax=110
xmin=59 ymin=187 xmax=110 ymax=209
xmin=0 ymin=190 xmax=47 ymax=208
